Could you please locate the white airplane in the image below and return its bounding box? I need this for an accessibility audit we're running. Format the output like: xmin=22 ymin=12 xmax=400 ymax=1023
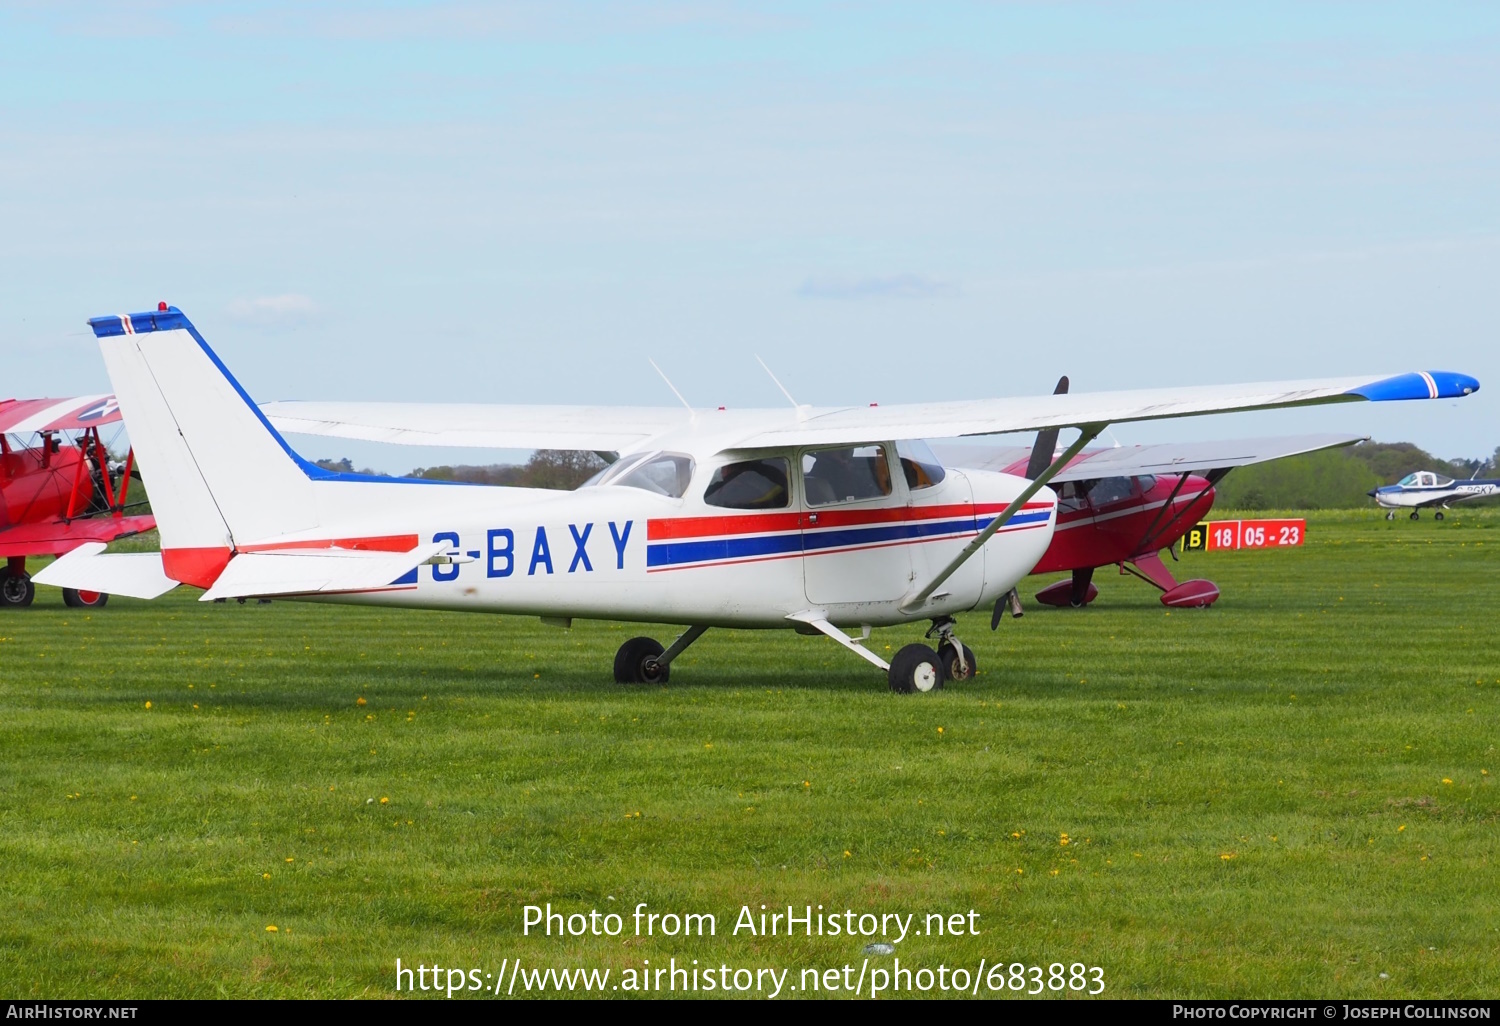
xmin=38 ymin=306 xmax=1480 ymax=694
xmin=1370 ymin=470 xmax=1500 ymax=520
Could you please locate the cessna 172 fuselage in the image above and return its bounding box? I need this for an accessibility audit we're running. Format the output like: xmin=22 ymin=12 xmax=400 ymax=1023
xmin=38 ymin=305 xmax=1480 ymax=694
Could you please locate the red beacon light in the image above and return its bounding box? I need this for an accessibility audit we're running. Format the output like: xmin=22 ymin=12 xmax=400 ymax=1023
xmin=157 ymin=301 xmax=168 ymax=312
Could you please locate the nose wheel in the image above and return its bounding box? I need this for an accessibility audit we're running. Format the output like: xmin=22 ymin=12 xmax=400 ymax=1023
xmin=1385 ymin=510 xmax=1395 ymax=521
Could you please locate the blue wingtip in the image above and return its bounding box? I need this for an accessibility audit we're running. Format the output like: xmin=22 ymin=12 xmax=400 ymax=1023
xmin=1347 ymin=371 xmax=1480 ymax=402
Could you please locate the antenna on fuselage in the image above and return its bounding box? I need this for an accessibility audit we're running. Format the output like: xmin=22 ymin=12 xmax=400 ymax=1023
xmin=648 ymin=359 xmax=694 ymax=412
xmin=755 ymin=354 xmax=800 ymax=409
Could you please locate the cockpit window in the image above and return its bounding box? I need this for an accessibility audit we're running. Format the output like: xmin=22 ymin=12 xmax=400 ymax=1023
xmin=802 ymin=445 xmax=893 ymax=506
xmin=1397 ymin=473 xmax=1418 ymax=486
xmin=704 ymin=457 xmax=790 ymax=510
xmin=614 ymin=453 xmax=695 ymax=498
xmin=896 ymin=439 xmax=946 ymax=490
xmin=1434 ymin=474 xmax=1454 ymax=487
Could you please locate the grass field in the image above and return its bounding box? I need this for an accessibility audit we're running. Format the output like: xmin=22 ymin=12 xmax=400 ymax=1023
xmin=3 ymin=509 xmax=1498 ymax=999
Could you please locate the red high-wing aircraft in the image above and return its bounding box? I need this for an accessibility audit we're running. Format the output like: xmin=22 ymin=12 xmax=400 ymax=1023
xmin=0 ymin=395 xmax=155 ymax=607
xmin=933 ymin=379 xmax=1362 ymax=616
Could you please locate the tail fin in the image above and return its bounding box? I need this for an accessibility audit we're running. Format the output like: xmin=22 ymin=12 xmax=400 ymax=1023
xmin=89 ymin=307 xmax=322 ymax=587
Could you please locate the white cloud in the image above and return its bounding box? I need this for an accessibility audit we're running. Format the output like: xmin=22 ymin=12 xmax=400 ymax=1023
xmin=226 ymin=294 xmax=320 ymax=329
xmin=797 ymin=273 xmax=956 ymax=300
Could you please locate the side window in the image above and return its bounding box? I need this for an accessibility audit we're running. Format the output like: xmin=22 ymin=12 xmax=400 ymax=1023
xmin=1085 ymin=477 xmax=1134 ymax=508
xmin=1057 ymin=480 xmax=1088 ymax=513
xmin=703 ymin=457 xmax=790 ymax=510
xmin=896 ymin=439 xmax=946 ymax=490
xmin=802 ymin=445 xmax=892 ymax=507
xmin=615 ymin=453 xmax=695 ymax=498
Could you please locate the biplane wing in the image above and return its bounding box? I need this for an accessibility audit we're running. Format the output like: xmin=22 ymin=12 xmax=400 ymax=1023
xmin=929 ymin=433 xmax=1367 ymax=482
xmin=0 ymin=395 xmax=121 ymax=434
xmin=0 ymin=514 xmax=157 ymax=559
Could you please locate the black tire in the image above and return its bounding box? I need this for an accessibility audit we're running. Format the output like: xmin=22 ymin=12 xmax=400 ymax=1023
xmin=1385 ymin=510 xmax=1395 ymax=521
xmin=614 ymin=636 xmax=668 ymax=684
xmin=1434 ymin=511 xmax=1445 ymax=521
xmin=1410 ymin=511 xmax=1420 ymax=521
xmin=62 ymin=588 xmax=109 ymax=609
xmin=888 ymin=643 xmax=944 ymax=695
xmin=0 ymin=569 xmax=35 ymax=608
xmin=937 ymin=642 xmax=977 ymax=683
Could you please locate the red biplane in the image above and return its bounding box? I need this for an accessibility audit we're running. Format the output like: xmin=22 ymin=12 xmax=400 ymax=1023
xmin=935 ymin=378 xmax=1361 ymax=617
xmin=0 ymin=395 xmax=155 ymax=608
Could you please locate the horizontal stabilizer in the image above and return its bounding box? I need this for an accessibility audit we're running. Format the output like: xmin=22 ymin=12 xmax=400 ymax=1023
xmin=199 ymin=542 xmax=447 ymax=601
xmin=33 ymin=542 xmax=180 ymax=599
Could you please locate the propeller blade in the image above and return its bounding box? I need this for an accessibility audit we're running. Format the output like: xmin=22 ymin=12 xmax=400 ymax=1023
xmin=1023 ymin=375 xmax=1070 ymax=480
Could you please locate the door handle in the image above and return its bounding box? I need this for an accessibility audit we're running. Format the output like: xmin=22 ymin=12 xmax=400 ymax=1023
xmin=807 ymin=513 xmax=819 ymax=525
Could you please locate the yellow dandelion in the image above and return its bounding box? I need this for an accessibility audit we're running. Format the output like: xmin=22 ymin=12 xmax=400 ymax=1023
xmin=937 ymin=726 xmax=944 ymax=734
xmin=1220 ymin=853 xmax=1236 ymax=861
xmin=285 ymin=857 xmax=294 ymax=863
xmin=129 ymin=796 xmax=137 ymax=801
xmin=356 ymin=697 xmax=366 ymax=706
xmin=1483 ymin=769 xmax=1490 ymax=776
xmin=265 ymin=924 xmax=278 ymax=932
xmin=1049 ymin=868 xmax=1059 ymax=876
xmin=192 ymin=704 xmax=199 ymax=709
xmin=1015 ymin=868 xmax=1023 ymax=874
xmin=803 ymin=780 xmax=810 ymax=787
xmin=143 ymin=701 xmax=152 ymax=709
xmin=533 ymin=673 xmax=539 ymax=679
xmin=1398 ymin=825 xmax=1406 ymax=832
xmin=1442 ymin=778 xmax=1453 ymax=785
xmin=329 ymin=785 xmax=335 ymax=792
xmin=262 ymin=873 xmax=271 ymax=880
xmin=1011 ymin=832 xmax=1021 ymax=838
xmin=380 ymin=796 xmax=389 ymax=804
xmin=843 ymin=850 xmax=851 ymax=858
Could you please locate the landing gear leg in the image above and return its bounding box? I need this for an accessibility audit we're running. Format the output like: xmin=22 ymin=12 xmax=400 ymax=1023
xmin=613 ymin=625 xmax=709 ymax=684
xmin=1385 ymin=510 xmax=1395 ymax=521
xmin=927 ymin=617 xmax=976 ymax=682
xmin=1070 ymin=566 xmax=1094 ymax=607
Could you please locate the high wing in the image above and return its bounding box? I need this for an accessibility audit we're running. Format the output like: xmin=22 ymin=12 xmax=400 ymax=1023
xmin=262 ymin=372 xmax=1476 ymax=454
xmin=0 ymin=395 xmax=121 ymax=434
xmin=0 ymin=514 xmax=157 ymax=559
xmin=259 ymin=401 xmax=690 ymax=452
xmin=930 ymin=433 xmax=1366 ymax=482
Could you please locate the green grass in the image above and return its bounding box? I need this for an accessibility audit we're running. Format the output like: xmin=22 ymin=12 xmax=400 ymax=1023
xmin=2 ymin=509 xmax=1498 ymax=999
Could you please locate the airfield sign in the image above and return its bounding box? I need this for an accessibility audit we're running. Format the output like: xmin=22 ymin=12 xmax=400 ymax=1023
xmin=1182 ymin=519 xmax=1306 ymax=552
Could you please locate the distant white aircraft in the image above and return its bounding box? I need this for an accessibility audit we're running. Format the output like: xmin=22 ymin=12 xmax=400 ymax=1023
xmin=39 ymin=306 xmax=1480 ymax=693
xmin=1370 ymin=470 xmax=1500 ymax=520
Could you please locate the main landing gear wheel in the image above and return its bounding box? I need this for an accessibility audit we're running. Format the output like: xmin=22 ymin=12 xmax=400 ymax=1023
xmin=889 ymin=644 xmax=944 ymax=694
xmin=0 ymin=569 xmax=35 ymax=608
xmin=614 ymin=636 xmax=669 ymax=684
xmin=1385 ymin=510 xmax=1396 ymax=521
xmin=62 ymin=588 xmax=109 ymax=609
xmin=937 ymin=642 xmax=977 ymax=683
xmin=1434 ymin=511 xmax=1445 ymax=521
xmin=1410 ymin=511 xmax=1420 ymax=521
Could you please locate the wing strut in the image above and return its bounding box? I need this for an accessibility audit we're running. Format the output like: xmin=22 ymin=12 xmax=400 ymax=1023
xmin=900 ymin=423 xmax=1104 ymax=614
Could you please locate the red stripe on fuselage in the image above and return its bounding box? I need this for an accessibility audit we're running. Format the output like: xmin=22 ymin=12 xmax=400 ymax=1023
xmin=647 ymin=501 xmax=1051 ymax=541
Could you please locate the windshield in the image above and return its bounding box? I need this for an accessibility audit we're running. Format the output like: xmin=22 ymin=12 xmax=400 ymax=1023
xmin=582 ymin=451 xmax=695 ymax=497
xmin=896 ymin=439 xmax=946 ymax=490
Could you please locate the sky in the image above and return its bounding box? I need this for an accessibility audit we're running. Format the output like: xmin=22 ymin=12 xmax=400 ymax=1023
xmin=2 ymin=1 xmax=1497 ymax=472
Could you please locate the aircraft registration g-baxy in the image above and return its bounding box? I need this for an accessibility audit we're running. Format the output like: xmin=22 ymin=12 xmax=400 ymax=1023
xmin=38 ymin=306 xmax=1480 ymax=694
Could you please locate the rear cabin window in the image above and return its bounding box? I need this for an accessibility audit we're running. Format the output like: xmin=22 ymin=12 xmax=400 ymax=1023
xmin=703 ymin=457 xmax=790 ymax=510
xmin=802 ymin=445 xmax=892 ymax=506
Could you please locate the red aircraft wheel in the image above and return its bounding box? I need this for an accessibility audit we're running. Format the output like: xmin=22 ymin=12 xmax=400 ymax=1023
xmin=0 ymin=569 xmax=35 ymax=608
xmin=63 ymin=588 xmax=109 ymax=609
